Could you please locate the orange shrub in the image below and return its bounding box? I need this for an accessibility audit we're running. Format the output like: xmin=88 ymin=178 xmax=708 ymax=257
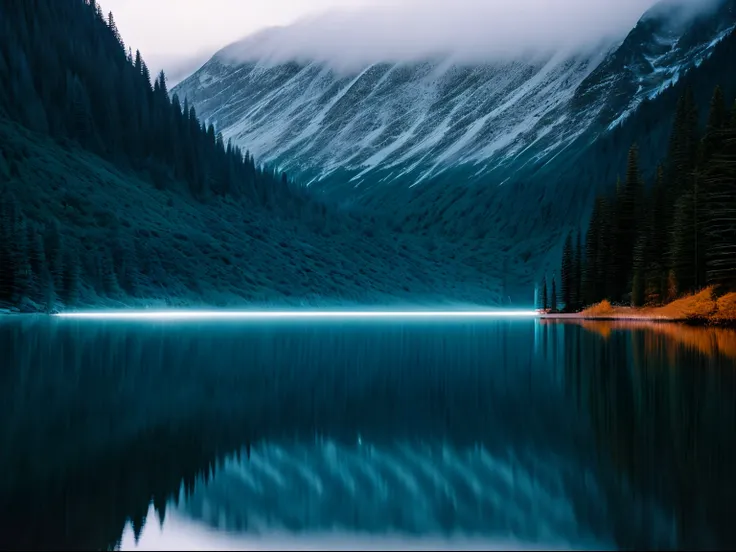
xmin=713 ymin=292 xmax=736 ymax=323
xmin=653 ymin=287 xmax=716 ymax=321
xmin=582 ymin=299 xmax=614 ymax=317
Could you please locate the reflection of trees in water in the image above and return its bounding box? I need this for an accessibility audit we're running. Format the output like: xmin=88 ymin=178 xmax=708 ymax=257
xmin=0 ymin=422 xmax=248 ymax=551
xmin=566 ymin=320 xmax=736 ymax=550
xmin=2 ymin=318 xmax=584 ymax=551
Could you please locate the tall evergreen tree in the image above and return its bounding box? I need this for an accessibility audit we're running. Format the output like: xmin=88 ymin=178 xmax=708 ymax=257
xmin=44 ymin=220 xmax=64 ymax=293
xmin=599 ymin=199 xmax=617 ymax=300
xmin=702 ymin=85 xmax=728 ymax=163
xmin=542 ymin=275 xmax=548 ymax=311
xmin=26 ymin=222 xmax=51 ymax=304
xmin=551 ymin=274 xmax=558 ymax=313
xmin=61 ymin=249 xmax=80 ymax=306
xmin=583 ymin=199 xmax=603 ymax=305
xmin=649 ymin=165 xmax=668 ymax=303
xmin=561 ymin=233 xmax=574 ymax=311
xmin=574 ymin=229 xmax=582 ymax=310
xmin=8 ymin=209 xmax=31 ymax=303
xmin=0 ymin=191 xmax=15 ymax=303
xmin=616 ymin=144 xmax=643 ymax=300
xmin=703 ymin=124 xmax=736 ymax=288
xmin=670 ymin=190 xmax=698 ymax=294
xmin=632 ymin=199 xmax=650 ymax=307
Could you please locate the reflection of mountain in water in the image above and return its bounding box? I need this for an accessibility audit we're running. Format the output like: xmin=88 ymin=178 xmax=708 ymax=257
xmin=1 ymin=318 xmax=735 ymax=549
xmin=178 ymin=440 xmax=605 ymax=543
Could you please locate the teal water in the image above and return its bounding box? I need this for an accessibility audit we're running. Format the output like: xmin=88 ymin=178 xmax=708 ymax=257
xmin=1 ymin=317 xmax=735 ymax=550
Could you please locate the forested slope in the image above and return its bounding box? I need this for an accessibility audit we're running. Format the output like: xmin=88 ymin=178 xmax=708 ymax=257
xmin=0 ymin=0 xmax=500 ymax=311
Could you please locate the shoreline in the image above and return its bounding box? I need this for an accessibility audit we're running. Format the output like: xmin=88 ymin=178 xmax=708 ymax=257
xmin=540 ymin=313 xmax=683 ymax=322
xmin=539 ymin=289 xmax=736 ymax=327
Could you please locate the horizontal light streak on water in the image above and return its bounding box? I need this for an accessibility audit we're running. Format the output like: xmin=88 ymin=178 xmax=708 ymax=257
xmin=54 ymin=310 xmax=538 ymax=321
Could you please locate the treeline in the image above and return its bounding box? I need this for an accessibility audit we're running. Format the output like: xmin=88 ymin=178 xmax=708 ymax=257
xmin=555 ymin=85 xmax=736 ymax=311
xmin=0 ymin=190 xmax=135 ymax=310
xmin=0 ymin=0 xmax=315 ymax=210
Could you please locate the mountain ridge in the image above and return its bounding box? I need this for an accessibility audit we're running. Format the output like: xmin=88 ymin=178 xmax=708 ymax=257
xmin=174 ymin=0 xmax=735 ymax=191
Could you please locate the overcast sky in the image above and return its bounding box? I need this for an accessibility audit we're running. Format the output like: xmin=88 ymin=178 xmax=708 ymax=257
xmin=99 ymin=0 xmax=716 ymax=79
xmin=99 ymin=1 xmax=371 ymax=68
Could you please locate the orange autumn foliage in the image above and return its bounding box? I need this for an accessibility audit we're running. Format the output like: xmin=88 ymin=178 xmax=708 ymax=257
xmin=581 ymin=299 xmax=614 ymax=317
xmin=652 ymin=287 xmax=717 ymax=321
xmin=713 ymin=293 xmax=736 ymax=323
xmin=578 ymin=288 xmax=734 ymax=323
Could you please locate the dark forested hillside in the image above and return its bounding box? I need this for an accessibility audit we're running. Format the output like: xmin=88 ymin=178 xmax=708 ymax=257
xmin=0 ymin=0 xmax=501 ymax=311
xmin=550 ymin=85 xmax=736 ymax=312
xmin=0 ymin=0 xmax=296 ymax=203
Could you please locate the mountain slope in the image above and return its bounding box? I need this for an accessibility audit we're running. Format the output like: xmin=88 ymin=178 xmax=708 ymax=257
xmin=0 ymin=118 xmax=502 ymax=309
xmin=175 ymin=0 xmax=736 ymax=292
xmin=175 ymin=46 xmax=612 ymax=190
xmin=175 ymin=0 xmax=735 ymax=193
xmin=0 ymin=0 xmax=505 ymax=310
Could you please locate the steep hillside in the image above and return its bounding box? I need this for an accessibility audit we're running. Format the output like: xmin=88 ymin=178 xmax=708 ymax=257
xmin=0 ymin=119 xmax=503 ymax=310
xmin=0 ymin=0 xmax=505 ymax=310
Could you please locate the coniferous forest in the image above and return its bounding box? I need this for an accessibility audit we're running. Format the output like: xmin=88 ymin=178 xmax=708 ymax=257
xmin=548 ymin=86 xmax=736 ymax=313
xmin=0 ymin=0 xmax=499 ymax=311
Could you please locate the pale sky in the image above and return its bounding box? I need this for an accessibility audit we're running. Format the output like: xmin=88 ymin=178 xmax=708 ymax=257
xmin=99 ymin=0 xmax=372 ymax=59
xmin=97 ymin=0 xmax=714 ymax=82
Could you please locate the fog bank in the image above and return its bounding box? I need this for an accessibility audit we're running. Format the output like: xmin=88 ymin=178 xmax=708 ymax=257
xmin=217 ymin=0 xmax=720 ymax=71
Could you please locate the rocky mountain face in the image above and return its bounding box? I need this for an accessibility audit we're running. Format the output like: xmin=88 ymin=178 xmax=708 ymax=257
xmin=174 ymin=0 xmax=736 ymax=297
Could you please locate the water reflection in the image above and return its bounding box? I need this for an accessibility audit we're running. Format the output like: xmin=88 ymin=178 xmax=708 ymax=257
xmin=0 ymin=317 xmax=735 ymax=550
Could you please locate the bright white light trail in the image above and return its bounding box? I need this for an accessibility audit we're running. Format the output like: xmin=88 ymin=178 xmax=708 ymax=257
xmin=54 ymin=310 xmax=539 ymax=320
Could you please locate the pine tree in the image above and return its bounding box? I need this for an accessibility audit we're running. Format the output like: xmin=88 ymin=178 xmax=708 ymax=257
xmin=561 ymin=233 xmax=574 ymax=312
xmin=44 ymin=220 xmax=64 ymax=293
xmin=26 ymin=222 xmax=49 ymax=304
xmin=702 ymin=86 xmax=728 ymax=164
xmin=0 ymin=191 xmax=14 ymax=303
xmin=665 ymin=90 xmax=701 ymax=295
xmin=573 ymin=230 xmax=582 ymax=310
xmin=542 ymin=275 xmax=548 ymax=311
xmin=598 ymin=198 xmax=616 ymax=301
xmin=615 ymin=144 xmax=643 ymax=300
xmin=583 ymin=199 xmax=603 ymax=305
xmin=632 ymin=205 xmax=649 ymax=307
xmin=9 ymin=210 xmax=31 ymax=303
xmin=61 ymin=249 xmax=80 ymax=306
xmin=107 ymin=12 xmax=123 ymax=47
xmin=551 ymin=274 xmax=558 ymax=313
xmin=649 ymin=165 xmax=668 ymax=303
xmin=670 ymin=191 xmax=697 ymax=294
xmin=703 ymin=124 xmax=736 ymax=288
xmin=667 ymin=89 xmax=700 ymax=200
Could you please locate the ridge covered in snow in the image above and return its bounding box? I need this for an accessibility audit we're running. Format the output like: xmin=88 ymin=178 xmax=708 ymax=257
xmin=174 ymin=1 xmax=735 ymax=193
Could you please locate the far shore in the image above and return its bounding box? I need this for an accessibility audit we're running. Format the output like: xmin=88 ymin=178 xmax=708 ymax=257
xmin=539 ymin=288 xmax=736 ymax=326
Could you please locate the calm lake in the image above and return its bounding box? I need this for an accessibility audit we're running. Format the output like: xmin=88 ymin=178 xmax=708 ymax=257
xmin=1 ymin=317 xmax=735 ymax=551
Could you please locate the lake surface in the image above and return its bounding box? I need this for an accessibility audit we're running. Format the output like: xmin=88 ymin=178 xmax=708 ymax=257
xmin=1 ymin=317 xmax=736 ymax=551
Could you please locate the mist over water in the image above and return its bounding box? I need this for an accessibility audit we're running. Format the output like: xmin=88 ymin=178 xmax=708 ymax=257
xmin=1 ymin=317 xmax=736 ymax=550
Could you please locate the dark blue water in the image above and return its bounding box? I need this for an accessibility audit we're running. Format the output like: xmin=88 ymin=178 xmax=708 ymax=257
xmin=1 ymin=317 xmax=735 ymax=551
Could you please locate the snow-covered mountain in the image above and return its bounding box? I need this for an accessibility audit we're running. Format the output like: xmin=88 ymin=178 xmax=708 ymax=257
xmin=172 ymin=0 xmax=735 ymax=295
xmin=174 ymin=0 xmax=734 ymax=193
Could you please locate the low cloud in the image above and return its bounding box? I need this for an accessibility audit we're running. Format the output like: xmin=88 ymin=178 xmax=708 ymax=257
xmin=217 ymin=0 xmax=719 ymax=71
